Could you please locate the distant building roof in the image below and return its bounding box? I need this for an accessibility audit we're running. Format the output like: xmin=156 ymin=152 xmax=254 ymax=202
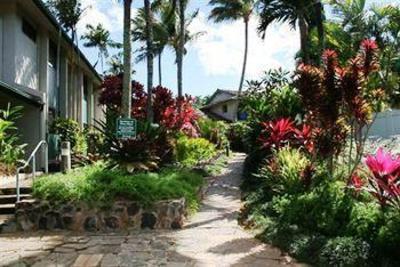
xmin=202 ymin=89 xmax=239 ymax=110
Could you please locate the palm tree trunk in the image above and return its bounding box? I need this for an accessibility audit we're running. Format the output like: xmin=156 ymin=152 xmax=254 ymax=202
xmin=238 ymin=19 xmax=249 ymax=96
xmin=122 ymin=0 xmax=133 ymax=118
xmin=315 ymin=0 xmax=325 ymax=60
xmin=298 ymin=14 xmax=310 ymax=64
xmin=144 ymin=0 xmax=154 ymax=122
xmin=177 ymin=0 xmax=185 ymax=99
xmin=158 ymin=53 xmax=162 ymax=86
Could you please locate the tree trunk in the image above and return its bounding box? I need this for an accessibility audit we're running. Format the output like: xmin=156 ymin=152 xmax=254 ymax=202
xmin=122 ymin=0 xmax=133 ymax=118
xmin=315 ymin=0 xmax=325 ymax=60
xmin=298 ymin=14 xmax=310 ymax=64
xmin=144 ymin=0 xmax=154 ymax=123
xmin=177 ymin=0 xmax=185 ymax=99
xmin=158 ymin=53 xmax=162 ymax=86
xmin=238 ymin=19 xmax=249 ymax=96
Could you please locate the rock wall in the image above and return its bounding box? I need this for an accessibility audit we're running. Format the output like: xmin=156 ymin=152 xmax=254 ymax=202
xmin=15 ymin=198 xmax=186 ymax=232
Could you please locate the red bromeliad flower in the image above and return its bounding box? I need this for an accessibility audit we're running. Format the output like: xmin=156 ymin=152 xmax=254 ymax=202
xmin=365 ymin=148 xmax=400 ymax=177
xmin=364 ymin=148 xmax=400 ymax=208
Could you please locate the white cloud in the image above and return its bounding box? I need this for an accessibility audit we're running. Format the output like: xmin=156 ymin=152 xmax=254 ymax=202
xmin=77 ymin=0 xmax=124 ymax=35
xmin=189 ymin=12 xmax=300 ymax=79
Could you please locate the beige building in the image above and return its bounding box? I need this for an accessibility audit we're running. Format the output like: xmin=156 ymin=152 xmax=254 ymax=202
xmin=0 ymin=0 xmax=104 ymax=166
xmin=201 ymin=89 xmax=240 ymax=122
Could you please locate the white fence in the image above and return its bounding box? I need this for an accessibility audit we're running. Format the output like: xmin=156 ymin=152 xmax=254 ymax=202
xmin=369 ymin=109 xmax=400 ymax=138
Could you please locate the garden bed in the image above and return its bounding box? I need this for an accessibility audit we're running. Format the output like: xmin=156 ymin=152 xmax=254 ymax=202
xmin=15 ymin=165 xmax=207 ymax=232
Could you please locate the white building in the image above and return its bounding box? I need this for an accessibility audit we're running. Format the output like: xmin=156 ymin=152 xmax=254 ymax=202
xmin=0 ymin=0 xmax=104 ymax=167
xmin=201 ymin=89 xmax=240 ymax=122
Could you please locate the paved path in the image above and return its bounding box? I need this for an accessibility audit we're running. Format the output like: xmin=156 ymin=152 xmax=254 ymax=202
xmin=0 ymin=154 xmax=297 ymax=266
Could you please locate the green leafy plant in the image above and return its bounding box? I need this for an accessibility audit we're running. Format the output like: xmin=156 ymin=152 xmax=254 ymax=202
xmin=176 ymin=135 xmax=217 ymax=167
xmin=0 ymin=104 xmax=25 ymax=175
xmin=319 ymin=237 xmax=370 ymax=267
xmin=198 ymin=117 xmax=229 ymax=149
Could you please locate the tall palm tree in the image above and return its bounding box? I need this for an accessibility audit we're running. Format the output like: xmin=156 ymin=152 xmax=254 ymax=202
xmin=133 ymin=8 xmax=168 ymax=86
xmin=122 ymin=0 xmax=133 ymax=118
xmin=209 ymin=0 xmax=257 ymax=96
xmin=81 ymin=24 xmax=118 ymax=71
xmin=257 ymin=0 xmax=319 ymax=64
xmin=144 ymin=0 xmax=154 ymax=122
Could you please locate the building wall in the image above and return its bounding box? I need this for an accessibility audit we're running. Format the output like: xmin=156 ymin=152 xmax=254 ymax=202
xmin=209 ymin=100 xmax=239 ymax=122
xmin=15 ymin=15 xmax=38 ymax=90
xmin=369 ymin=109 xmax=400 ymax=138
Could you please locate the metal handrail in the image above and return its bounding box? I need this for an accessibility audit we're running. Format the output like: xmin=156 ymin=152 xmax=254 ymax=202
xmin=16 ymin=140 xmax=48 ymax=202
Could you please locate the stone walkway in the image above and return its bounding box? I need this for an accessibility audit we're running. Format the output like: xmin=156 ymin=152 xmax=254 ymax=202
xmin=0 ymin=154 xmax=298 ymax=266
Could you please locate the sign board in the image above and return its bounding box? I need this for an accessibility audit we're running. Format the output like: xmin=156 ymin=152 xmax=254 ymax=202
xmin=116 ymin=118 xmax=137 ymax=139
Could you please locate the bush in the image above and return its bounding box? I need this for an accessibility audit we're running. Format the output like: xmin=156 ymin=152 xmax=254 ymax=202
xmin=258 ymin=147 xmax=312 ymax=195
xmin=319 ymin=237 xmax=370 ymax=267
xmin=228 ymin=121 xmax=250 ymax=152
xmin=33 ymin=165 xmax=204 ymax=211
xmin=50 ymin=118 xmax=87 ymax=154
xmin=176 ymin=136 xmax=217 ymax=167
xmin=198 ymin=117 xmax=228 ymax=149
xmin=0 ymin=104 xmax=25 ymax=175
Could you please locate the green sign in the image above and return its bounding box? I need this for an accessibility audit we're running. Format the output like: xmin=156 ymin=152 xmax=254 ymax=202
xmin=116 ymin=118 xmax=137 ymax=139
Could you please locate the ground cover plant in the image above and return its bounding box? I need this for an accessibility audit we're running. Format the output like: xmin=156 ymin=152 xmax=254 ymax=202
xmin=241 ymin=40 xmax=400 ymax=266
xmin=33 ymin=164 xmax=204 ymax=211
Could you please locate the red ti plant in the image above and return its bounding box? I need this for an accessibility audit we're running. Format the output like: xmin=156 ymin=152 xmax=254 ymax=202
xmin=258 ymin=118 xmax=314 ymax=153
xmin=295 ymin=39 xmax=385 ymax=174
xmin=363 ymin=148 xmax=400 ymax=209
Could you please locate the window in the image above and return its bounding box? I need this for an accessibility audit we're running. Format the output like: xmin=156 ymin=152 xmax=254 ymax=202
xmin=48 ymin=41 xmax=58 ymax=68
xmin=82 ymin=77 xmax=89 ymax=125
xmin=222 ymin=104 xmax=228 ymax=113
xmin=22 ymin=19 xmax=37 ymax=42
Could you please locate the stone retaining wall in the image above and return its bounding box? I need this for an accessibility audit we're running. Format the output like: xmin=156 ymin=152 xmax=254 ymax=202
xmin=15 ymin=198 xmax=186 ymax=232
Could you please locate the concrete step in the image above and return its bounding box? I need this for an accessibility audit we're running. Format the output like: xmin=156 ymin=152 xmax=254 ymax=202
xmin=0 ymin=187 xmax=32 ymax=195
xmin=0 ymin=204 xmax=15 ymax=215
xmin=0 ymin=194 xmax=32 ymax=204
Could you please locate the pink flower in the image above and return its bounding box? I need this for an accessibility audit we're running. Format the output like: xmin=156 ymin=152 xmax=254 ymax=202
xmin=365 ymin=148 xmax=400 ymax=177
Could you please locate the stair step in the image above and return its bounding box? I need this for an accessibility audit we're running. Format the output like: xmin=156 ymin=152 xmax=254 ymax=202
xmin=0 ymin=214 xmax=14 ymax=223
xmin=0 ymin=194 xmax=31 ymax=204
xmin=0 ymin=187 xmax=32 ymax=195
xmin=0 ymin=204 xmax=15 ymax=215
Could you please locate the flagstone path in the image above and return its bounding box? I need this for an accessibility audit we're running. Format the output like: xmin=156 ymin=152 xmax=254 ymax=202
xmin=0 ymin=153 xmax=299 ymax=267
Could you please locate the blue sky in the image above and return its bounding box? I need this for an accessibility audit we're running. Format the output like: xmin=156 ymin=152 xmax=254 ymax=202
xmin=77 ymin=0 xmax=399 ymax=97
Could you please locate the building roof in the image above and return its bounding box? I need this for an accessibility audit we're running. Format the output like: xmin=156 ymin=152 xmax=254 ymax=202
xmin=202 ymin=89 xmax=239 ymax=110
xmin=32 ymin=0 xmax=102 ymax=83
xmin=0 ymin=81 xmax=44 ymax=107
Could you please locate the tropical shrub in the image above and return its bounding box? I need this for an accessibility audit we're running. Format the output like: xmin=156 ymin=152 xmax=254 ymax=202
xmin=176 ymin=135 xmax=217 ymax=167
xmin=258 ymin=147 xmax=313 ymax=195
xmin=319 ymin=237 xmax=370 ymax=267
xmin=198 ymin=117 xmax=229 ymax=149
xmin=228 ymin=121 xmax=250 ymax=152
xmin=99 ymin=75 xmax=199 ymax=137
xmin=0 ymin=104 xmax=25 ymax=175
xmin=50 ymin=118 xmax=87 ymax=155
xmin=295 ymin=40 xmax=385 ymax=169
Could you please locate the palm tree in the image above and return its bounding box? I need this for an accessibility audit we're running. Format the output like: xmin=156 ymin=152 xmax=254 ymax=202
xmin=209 ymin=0 xmax=257 ymax=96
xmin=122 ymin=0 xmax=133 ymax=118
xmin=81 ymin=24 xmax=118 ymax=71
xmin=144 ymin=0 xmax=154 ymax=122
xmin=46 ymin=0 xmax=84 ymax=44
xmin=257 ymin=0 xmax=319 ymax=64
xmin=132 ymin=3 xmax=170 ymax=86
